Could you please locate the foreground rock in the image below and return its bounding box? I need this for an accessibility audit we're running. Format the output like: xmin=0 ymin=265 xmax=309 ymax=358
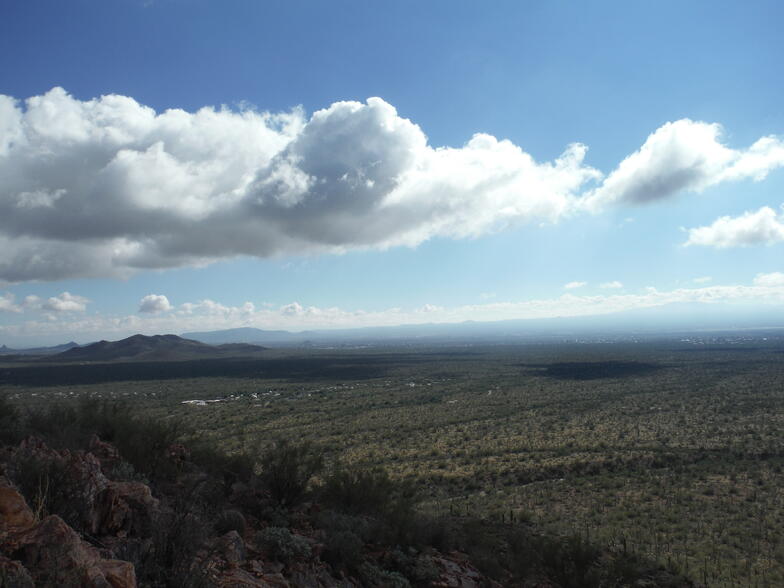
xmin=0 ymin=476 xmax=136 ymax=587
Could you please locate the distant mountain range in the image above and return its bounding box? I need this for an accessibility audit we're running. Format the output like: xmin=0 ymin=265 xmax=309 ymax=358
xmin=0 ymin=341 xmax=80 ymax=356
xmin=52 ymin=334 xmax=266 ymax=362
xmin=3 ymin=302 xmax=784 ymax=357
xmin=183 ymin=302 xmax=784 ymax=346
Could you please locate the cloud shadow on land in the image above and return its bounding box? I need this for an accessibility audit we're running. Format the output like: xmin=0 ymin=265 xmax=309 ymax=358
xmin=0 ymin=354 xmax=440 ymax=387
xmin=523 ymin=360 xmax=665 ymax=380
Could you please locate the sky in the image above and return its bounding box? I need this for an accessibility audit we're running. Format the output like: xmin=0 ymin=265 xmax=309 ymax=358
xmin=1 ymin=0 xmax=784 ymax=346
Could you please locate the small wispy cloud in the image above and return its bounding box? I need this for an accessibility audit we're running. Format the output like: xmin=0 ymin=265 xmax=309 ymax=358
xmin=599 ymin=281 xmax=623 ymax=289
xmin=564 ymin=281 xmax=587 ymax=290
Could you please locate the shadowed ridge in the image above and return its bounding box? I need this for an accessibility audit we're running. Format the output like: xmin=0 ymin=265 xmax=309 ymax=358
xmin=52 ymin=334 xmax=266 ymax=362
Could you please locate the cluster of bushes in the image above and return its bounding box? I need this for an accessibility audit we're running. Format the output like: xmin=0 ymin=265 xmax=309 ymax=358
xmin=0 ymin=394 xmax=694 ymax=587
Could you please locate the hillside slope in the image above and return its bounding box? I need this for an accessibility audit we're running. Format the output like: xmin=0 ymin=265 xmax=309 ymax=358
xmin=53 ymin=334 xmax=266 ymax=362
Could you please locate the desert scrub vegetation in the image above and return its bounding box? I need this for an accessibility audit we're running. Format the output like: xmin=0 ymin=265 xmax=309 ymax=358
xmin=0 ymin=392 xmax=698 ymax=586
xmin=3 ymin=339 xmax=783 ymax=585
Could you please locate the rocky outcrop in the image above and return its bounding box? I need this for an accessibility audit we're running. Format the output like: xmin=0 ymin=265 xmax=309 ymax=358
xmin=10 ymin=436 xmax=110 ymax=534
xmin=7 ymin=514 xmax=136 ymax=587
xmin=0 ymin=477 xmax=35 ymax=533
xmin=8 ymin=437 xmax=160 ymax=538
xmin=0 ymin=476 xmax=136 ymax=588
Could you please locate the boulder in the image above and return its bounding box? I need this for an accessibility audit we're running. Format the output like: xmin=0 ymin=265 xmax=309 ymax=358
xmin=0 ymin=555 xmax=34 ymax=588
xmin=0 ymin=477 xmax=35 ymax=533
xmin=217 ymin=530 xmax=247 ymax=566
xmin=97 ymin=480 xmax=160 ymax=537
xmin=6 ymin=514 xmax=136 ymax=588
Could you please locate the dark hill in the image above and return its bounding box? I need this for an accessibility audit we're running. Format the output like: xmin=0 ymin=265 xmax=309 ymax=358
xmin=53 ymin=334 xmax=266 ymax=362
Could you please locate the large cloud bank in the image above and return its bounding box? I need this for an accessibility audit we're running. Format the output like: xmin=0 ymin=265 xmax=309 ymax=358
xmin=2 ymin=88 xmax=783 ymax=283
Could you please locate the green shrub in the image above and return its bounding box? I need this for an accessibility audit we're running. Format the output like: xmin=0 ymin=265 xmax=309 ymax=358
xmin=321 ymin=463 xmax=399 ymax=515
xmin=189 ymin=442 xmax=254 ymax=488
xmin=256 ymin=526 xmax=311 ymax=563
xmin=19 ymin=398 xmax=187 ymax=482
xmin=358 ymin=562 xmax=412 ymax=587
xmin=316 ymin=510 xmax=370 ymax=569
xmin=322 ymin=529 xmax=364 ymax=569
xmin=317 ymin=510 xmax=370 ymax=540
xmin=110 ymin=416 xmax=187 ymax=480
xmin=386 ymin=549 xmax=440 ymax=586
xmin=215 ymin=509 xmax=247 ymax=536
xmin=257 ymin=439 xmax=323 ymax=506
xmin=137 ymin=511 xmax=210 ymax=587
xmin=320 ymin=463 xmax=421 ymax=545
xmin=258 ymin=504 xmax=290 ymax=528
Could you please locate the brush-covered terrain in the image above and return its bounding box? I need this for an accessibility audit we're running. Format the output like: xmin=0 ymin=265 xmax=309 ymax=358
xmin=0 ymin=396 xmax=692 ymax=587
xmin=2 ymin=336 xmax=783 ymax=586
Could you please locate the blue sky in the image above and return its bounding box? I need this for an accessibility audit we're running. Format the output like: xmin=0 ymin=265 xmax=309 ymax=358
xmin=1 ymin=0 xmax=784 ymax=345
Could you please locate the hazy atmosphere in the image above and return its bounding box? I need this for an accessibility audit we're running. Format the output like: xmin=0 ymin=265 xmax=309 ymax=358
xmin=2 ymin=1 xmax=784 ymax=346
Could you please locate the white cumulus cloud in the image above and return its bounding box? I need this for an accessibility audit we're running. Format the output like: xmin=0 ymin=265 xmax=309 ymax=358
xmin=1 ymin=89 xmax=783 ymax=283
xmin=0 ymin=292 xmax=21 ymax=313
xmin=0 ymin=291 xmax=88 ymax=314
xmin=138 ymin=294 xmax=172 ymax=314
xmin=684 ymin=205 xmax=784 ymax=248
xmin=582 ymin=120 xmax=784 ymax=209
xmin=40 ymin=292 xmax=89 ymax=312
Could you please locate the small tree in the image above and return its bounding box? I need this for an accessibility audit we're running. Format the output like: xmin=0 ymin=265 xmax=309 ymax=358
xmin=258 ymin=439 xmax=323 ymax=506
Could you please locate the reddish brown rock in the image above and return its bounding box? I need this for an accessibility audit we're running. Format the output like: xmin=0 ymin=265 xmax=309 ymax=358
xmin=216 ymin=567 xmax=277 ymax=587
xmin=217 ymin=530 xmax=247 ymax=566
xmin=6 ymin=514 xmax=136 ymax=588
xmin=98 ymin=558 xmax=138 ymax=588
xmin=97 ymin=480 xmax=160 ymax=537
xmin=0 ymin=477 xmax=35 ymax=533
xmin=89 ymin=434 xmax=122 ymax=465
xmin=256 ymin=573 xmax=290 ymax=587
xmin=10 ymin=437 xmax=160 ymax=539
xmin=0 ymin=555 xmax=34 ymax=588
xmin=431 ymin=554 xmax=491 ymax=588
xmin=11 ymin=437 xmax=110 ymax=534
